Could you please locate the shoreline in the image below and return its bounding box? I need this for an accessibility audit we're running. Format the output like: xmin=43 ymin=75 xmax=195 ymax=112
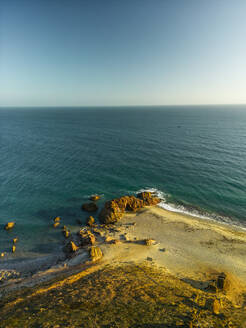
xmin=1 ymin=204 xmax=246 ymax=292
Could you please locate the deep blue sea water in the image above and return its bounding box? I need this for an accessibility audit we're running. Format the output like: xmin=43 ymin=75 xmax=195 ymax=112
xmin=0 ymin=105 xmax=246 ymax=267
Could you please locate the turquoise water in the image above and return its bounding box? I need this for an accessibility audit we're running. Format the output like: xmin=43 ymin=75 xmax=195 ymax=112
xmin=0 ymin=106 xmax=246 ymax=266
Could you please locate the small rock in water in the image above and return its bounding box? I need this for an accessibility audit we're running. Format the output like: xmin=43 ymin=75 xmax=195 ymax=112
xmin=63 ymin=229 xmax=70 ymax=238
xmin=70 ymin=241 xmax=79 ymax=252
xmin=90 ymin=195 xmax=100 ymax=201
xmin=54 ymin=216 xmax=61 ymax=223
xmin=5 ymin=222 xmax=15 ymax=230
xmin=53 ymin=222 xmax=60 ymax=228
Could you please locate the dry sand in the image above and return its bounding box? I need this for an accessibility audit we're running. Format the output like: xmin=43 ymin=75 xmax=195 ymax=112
xmin=100 ymin=206 xmax=246 ymax=289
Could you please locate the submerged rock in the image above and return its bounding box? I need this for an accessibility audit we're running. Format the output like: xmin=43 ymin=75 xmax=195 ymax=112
xmin=5 ymin=222 xmax=15 ymax=230
xmin=90 ymin=195 xmax=101 ymax=201
xmin=81 ymin=202 xmax=98 ymax=212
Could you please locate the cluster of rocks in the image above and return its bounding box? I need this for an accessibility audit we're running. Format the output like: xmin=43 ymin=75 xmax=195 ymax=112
xmin=98 ymin=192 xmax=160 ymax=224
xmin=64 ymin=226 xmax=103 ymax=263
xmin=1 ymin=222 xmax=18 ymax=257
xmin=2 ymin=192 xmax=158 ymax=266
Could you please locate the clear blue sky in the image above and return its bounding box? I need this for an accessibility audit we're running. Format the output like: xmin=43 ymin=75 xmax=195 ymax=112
xmin=1 ymin=0 xmax=246 ymax=106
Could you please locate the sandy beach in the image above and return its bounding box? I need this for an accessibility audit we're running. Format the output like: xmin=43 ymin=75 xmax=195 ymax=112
xmin=103 ymin=206 xmax=246 ymax=283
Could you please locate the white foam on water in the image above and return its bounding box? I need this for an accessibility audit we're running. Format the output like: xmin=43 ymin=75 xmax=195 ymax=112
xmin=136 ymin=187 xmax=246 ymax=231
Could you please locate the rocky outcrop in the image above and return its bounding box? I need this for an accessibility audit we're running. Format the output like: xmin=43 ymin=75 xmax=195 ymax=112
xmin=90 ymin=195 xmax=100 ymax=201
xmin=99 ymin=193 xmax=160 ymax=224
xmin=81 ymin=202 xmax=98 ymax=212
xmin=137 ymin=192 xmax=161 ymax=206
xmin=5 ymin=222 xmax=15 ymax=230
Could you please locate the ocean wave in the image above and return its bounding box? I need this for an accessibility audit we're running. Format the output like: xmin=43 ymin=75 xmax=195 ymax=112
xmin=136 ymin=187 xmax=246 ymax=231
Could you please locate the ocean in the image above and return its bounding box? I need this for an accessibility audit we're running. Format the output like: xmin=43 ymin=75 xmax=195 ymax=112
xmin=0 ymin=105 xmax=245 ymax=268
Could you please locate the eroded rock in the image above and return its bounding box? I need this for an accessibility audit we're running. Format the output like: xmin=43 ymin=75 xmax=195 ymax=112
xmin=137 ymin=191 xmax=161 ymax=206
xmin=99 ymin=193 xmax=160 ymax=224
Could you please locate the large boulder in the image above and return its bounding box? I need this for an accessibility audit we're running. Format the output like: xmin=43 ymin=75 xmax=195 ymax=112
xmin=99 ymin=197 xmax=128 ymax=224
xmin=81 ymin=202 xmax=98 ymax=212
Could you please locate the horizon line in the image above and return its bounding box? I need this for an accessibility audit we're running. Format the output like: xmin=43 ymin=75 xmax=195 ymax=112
xmin=1 ymin=103 xmax=246 ymax=108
